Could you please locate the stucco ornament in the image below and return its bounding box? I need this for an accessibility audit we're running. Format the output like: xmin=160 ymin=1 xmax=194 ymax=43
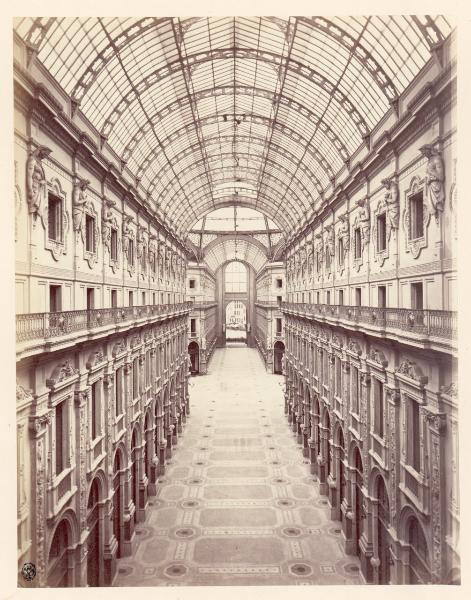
xmin=26 ymin=145 xmax=51 ymax=225
xmin=420 ymin=144 xmax=445 ymax=221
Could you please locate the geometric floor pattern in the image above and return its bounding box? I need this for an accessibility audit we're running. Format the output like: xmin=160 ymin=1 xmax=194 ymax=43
xmin=114 ymin=346 xmax=362 ymax=586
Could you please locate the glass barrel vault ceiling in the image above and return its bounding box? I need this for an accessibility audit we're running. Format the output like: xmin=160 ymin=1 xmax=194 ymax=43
xmin=15 ymin=16 xmax=452 ymax=238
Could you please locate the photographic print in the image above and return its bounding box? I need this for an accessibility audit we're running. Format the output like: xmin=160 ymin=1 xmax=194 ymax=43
xmin=13 ymin=12 xmax=459 ymax=589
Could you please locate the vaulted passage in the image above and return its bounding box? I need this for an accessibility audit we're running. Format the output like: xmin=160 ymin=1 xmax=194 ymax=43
xmin=114 ymin=347 xmax=360 ymax=585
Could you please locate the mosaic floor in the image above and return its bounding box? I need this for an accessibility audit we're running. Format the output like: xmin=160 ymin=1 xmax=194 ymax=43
xmin=114 ymin=346 xmax=361 ymax=586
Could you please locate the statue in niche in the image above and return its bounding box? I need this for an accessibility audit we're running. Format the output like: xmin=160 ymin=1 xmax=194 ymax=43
xmin=137 ymin=226 xmax=147 ymax=259
xmin=122 ymin=215 xmax=134 ymax=252
xmin=325 ymin=226 xmax=335 ymax=258
xmin=338 ymin=214 xmax=350 ymax=249
xmin=26 ymin=146 xmax=51 ymax=223
xmin=356 ymin=197 xmax=370 ymax=247
xmin=102 ymin=199 xmax=116 ymax=248
xmin=420 ymin=144 xmax=445 ymax=221
xmin=72 ymin=178 xmax=91 ymax=232
xmin=381 ymin=177 xmax=400 ymax=230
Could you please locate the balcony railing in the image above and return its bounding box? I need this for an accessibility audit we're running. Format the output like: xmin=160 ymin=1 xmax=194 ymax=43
xmin=255 ymin=301 xmax=282 ymax=308
xmin=191 ymin=301 xmax=217 ymax=309
xmin=16 ymin=302 xmax=192 ymax=344
xmin=281 ymin=302 xmax=457 ymax=341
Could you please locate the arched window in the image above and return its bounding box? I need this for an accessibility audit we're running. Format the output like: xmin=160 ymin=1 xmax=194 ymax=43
xmin=408 ymin=516 xmax=430 ymax=584
xmin=225 ymin=261 xmax=247 ymax=293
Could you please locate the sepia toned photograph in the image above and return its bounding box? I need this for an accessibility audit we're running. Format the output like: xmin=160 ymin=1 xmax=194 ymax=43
xmin=12 ymin=8 xmax=460 ymax=590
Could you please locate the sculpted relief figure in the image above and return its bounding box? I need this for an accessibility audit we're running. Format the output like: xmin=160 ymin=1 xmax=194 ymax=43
xmin=338 ymin=214 xmax=350 ymax=249
xmin=122 ymin=215 xmax=134 ymax=252
xmin=381 ymin=177 xmax=400 ymax=230
xmin=420 ymin=144 xmax=445 ymax=221
xmin=326 ymin=226 xmax=335 ymax=258
xmin=26 ymin=146 xmax=51 ymax=223
xmin=72 ymin=179 xmax=91 ymax=232
xmin=102 ymin=199 xmax=116 ymax=248
xmin=356 ymin=197 xmax=370 ymax=247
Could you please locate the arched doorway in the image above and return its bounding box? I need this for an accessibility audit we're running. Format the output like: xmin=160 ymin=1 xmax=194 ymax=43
xmin=87 ymin=478 xmax=101 ymax=586
xmin=130 ymin=427 xmax=139 ymax=525
xmin=47 ymin=518 xmax=72 ymax=587
xmin=225 ymin=299 xmax=247 ymax=342
xmin=376 ymin=475 xmax=391 ymax=584
xmin=112 ymin=450 xmax=123 ymax=558
xmin=336 ymin=426 xmax=346 ymax=523
xmin=406 ymin=515 xmax=431 ymax=584
xmin=274 ymin=340 xmax=285 ymax=374
xmin=188 ymin=341 xmax=199 ymax=374
xmin=353 ymin=446 xmax=364 ymax=556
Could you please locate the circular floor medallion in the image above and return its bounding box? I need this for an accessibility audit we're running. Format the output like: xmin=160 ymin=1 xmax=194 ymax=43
xmin=345 ymin=564 xmax=360 ymax=573
xmin=282 ymin=527 xmax=302 ymax=536
xmin=165 ymin=564 xmax=188 ymax=578
xmin=175 ymin=527 xmax=195 ymax=538
xmin=181 ymin=499 xmax=200 ymax=509
xmin=290 ymin=563 xmax=313 ymax=577
xmin=277 ymin=498 xmax=295 ymax=508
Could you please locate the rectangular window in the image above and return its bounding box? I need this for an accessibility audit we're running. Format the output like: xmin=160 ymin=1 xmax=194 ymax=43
xmin=326 ymin=291 xmax=331 ymax=305
xmin=128 ymin=239 xmax=134 ymax=266
xmin=115 ymin=367 xmax=123 ymax=416
xmin=277 ymin=295 xmax=282 ymax=303
xmin=142 ymin=291 xmax=146 ymax=306
xmin=316 ymin=252 xmax=322 ymax=273
xmin=55 ymin=400 xmax=65 ymax=474
xmin=85 ymin=214 xmax=96 ymax=253
xmin=378 ymin=285 xmax=387 ymax=308
xmin=132 ymin=357 xmax=139 ymax=399
xmin=411 ymin=282 xmax=423 ymax=310
xmin=354 ymin=228 xmax=362 ymax=259
xmin=409 ymin=191 xmax=424 ymax=240
xmin=111 ymin=289 xmax=118 ymax=308
xmin=373 ymin=378 xmax=384 ymax=438
xmin=335 ymin=357 xmax=342 ymax=397
xmin=323 ymin=351 xmax=329 ymax=386
xmin=407 ymin=398 xmax=421 ymax=472
xmin=351 ymin=365 xmax=359 ymax=414
xmin=86 ymin=287 xmax=95 ymax=310
xmin=377 ymin=213 xmax=387 ymax=251
xmin=110 ymin=229 xmax=118 ymax=261
xmin=338 ymin=237 xmax=344 ymax=266
xmin=189 ymin=279 xmax=196 ymax=289
xmin=91 ymin=381 xmax=99 ymax=440
xmin=153 ymin=292 xmax=156 ymax=305
xmin=48 ymin=194 xmax=62 ymax=242
xmin=276 ymin=278 xmax=283 ymax=288
xmin=316 ymin=291 xmax=320 ymax=304
xmin=325 ymin=250 xmax=331 ymax=271
xmin=49 ymin=285 xmax=62 ymax=312
xmin=129 ymin=291 xmax=133 ymax=307
xmin=276 ymin=318 xmax=282 ymax=335
xmin=190 ymin=318 xmax=196 ymax=334
xmin=355 ymin=287 xmax=362 ymax=306
xmin=338 ymin=289 xmax=344 ymax=306
xmin=146 ymin=351 xmax=151 ymax=387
